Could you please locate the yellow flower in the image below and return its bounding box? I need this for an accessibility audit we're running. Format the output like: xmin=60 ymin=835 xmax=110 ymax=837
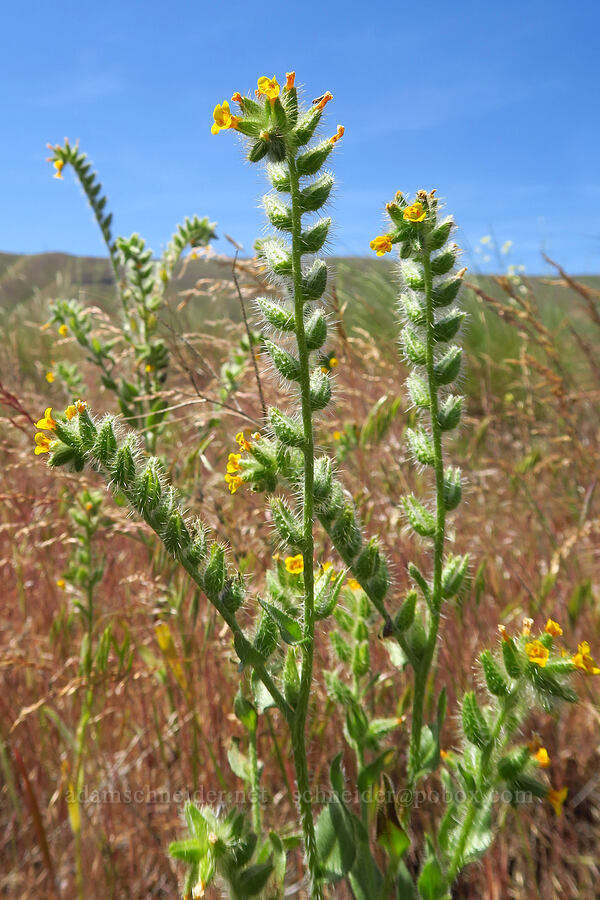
xmin=227 ymin=452 xmax=242 ymax=474
xmin=525 ymin=640 xmax=549 ymax=667
xmin=224 ymin=473 xmax=243 ymax=494
xmin=321 ymin=366 xmax=329 ymax=374
xmin=285 ymin=554 xmax=304 ymax=575
xmin=257 ymin=75 xmax=280 ymax=102
xmin=403 ymin=202 xmax=426 ymax=223
xmin=36 ymin=407 xmax=56 ymax=431
xmin=329 ymin=124 xmax=344 ymax=145
xmin=211 ymin=100 xmax=239 ymax=135
xmin=65 ymin=404 xmax=78 ymax=421
xmin=75 ymin=399 xmax=87 ymax=413
xmin=235 ymin=431 xmax=251 ymax=451
xmin=58 ymin=323 xmax=68 ymax=336
xmin=45 ymin=371 xmax=55 ymax=383
xmin=53 ymin=159 xmax=64 ymax=180
xmin=145 ymin=363 xmax=154 ymax=373
xmin=329 ymin=357 xmax=339 ymax=368
xmin=314 ymin=91 xmax=333 ymax=110
xmin=440 ymin=749 xmax=449 ymax=760
xmin=321 ymin=561 xmax=336 ymax=580
xmin=56 ymin=578 xmax=66 ymax=589
xmin=545 ymin=618 xmax=563 ymax=637
xmin=522 ymin=617 xmax=533 ymax=636
xmin=572 ymin=641 xmax=600 ymax=675
xmin=347 ymin=578 xmax=361 ymax=590
xmin=231 ymin=91 xmax=243 ymax=104
xmin=285 ymin=72 xmax=295 ymax=91
xmin=498 ymin=623 xmax=510 ymax=642
xmin=333 ymin=431 xmax=341 ymax=441
xmin=370 ymin=234 xmax=393 ymax=256
xmin=34 ymin=433 xmax=55 ymax=455
xmin=533 ymin=747 xmax=551 ymax=768
xmin=547 ymin=786 xmax=567 ymax=817
xmin=251 ymin=432 xmax=261 ymax=440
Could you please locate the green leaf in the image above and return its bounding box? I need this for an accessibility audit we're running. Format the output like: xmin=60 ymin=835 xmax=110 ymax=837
xmin=357 ymin=749 xmax=395 ymax=794
xmin=236 ymin=861 xmax=274 ymax=895
xmin=417 ymin=852 xmax=449 ymax=900
xmin=315 ymin=798 xmax=356 ymax=882
xmin=258 ymin=599 xmax=303 ymax=644
xmin=168 ymin=838 xmax=202 ymax=863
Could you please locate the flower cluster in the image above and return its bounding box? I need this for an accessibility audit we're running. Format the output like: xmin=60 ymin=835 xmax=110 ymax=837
xmin=34 ymin=400 xmax=87 ymax=455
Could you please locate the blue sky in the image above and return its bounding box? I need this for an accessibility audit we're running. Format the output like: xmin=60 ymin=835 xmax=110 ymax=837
xmin=2 ymin=0 xmax=598 ymax=272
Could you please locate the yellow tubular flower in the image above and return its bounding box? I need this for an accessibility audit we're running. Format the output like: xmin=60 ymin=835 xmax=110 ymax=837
xmin=545 ymin=618 xmax=563 ymax=637
xmin=534 ymin=747 xmax=551 ymax=768
xmin=231 ymin=92 xmax=243 ymax=104
xmin=572 ymin=641 xmax=600 ymax=675
xmin=347 ymin=578 xmax=361 ymax=590
xmin=285 ymin=72 xmax=295 ymax=91
xmin=547 ymin=786 xmax=567 ymax=817
xmin=403 ymin=201 xmax=426 ymax=223
xmin=329 ymin=357 xmax=339 ymax=368
xmin=525 ymin=640 xmax=549 ymax=667
xmin=56 ymin=578 xmax=66 ymax=589
xmin=333 ymin=431 xmax=341 ymax=441
xmin=211 ymin=101 xmax=239 ymax=135
xmin=45 ymin=371 xmax=55 ymax=383
xmin=315 ymin=91 xmax=333 ymax=110
xmin=224 ymin=473 xmax=243 ymax=494
xmin=75 ymin=399 xmax=88 ymax=413
xmin=36 ymin=407 xmax=57 ymax=431
xmin=58 ymin=323 xmax=68 ymax=336
xmin=34 ymin=433 xmax=55 ymax=455
xmin=522 ymin=617 xmax=534 ymax=636
xmin=227 ymin=452 xmax=241 ymax=474
xmin=370 ymin=234 xmax=393 ymax=256
xmin=329 ymin=124 xmax=344 ymax=145
xmin=285 ymin=554 xmax=304 ymax=575
xmin=53 ymin=159 xmax=64 ymax=180
xmin=257 ymin=75 xmax=280 ymax=101
xmin=235 ymin=431 xmax=251 ymax=451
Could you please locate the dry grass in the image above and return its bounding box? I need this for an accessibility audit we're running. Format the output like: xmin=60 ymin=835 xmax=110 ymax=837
xmin=0 ymin=256 xmax=598 ymax=898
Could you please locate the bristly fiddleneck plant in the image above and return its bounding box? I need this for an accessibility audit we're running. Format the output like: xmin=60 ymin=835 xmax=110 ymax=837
xmin=46 ymin=139 xmax=216 ymax=453
xmin=35 ymin=76 xmax=600 ymax=900
xmin=371 ymin=190 xmax=469 ymax=787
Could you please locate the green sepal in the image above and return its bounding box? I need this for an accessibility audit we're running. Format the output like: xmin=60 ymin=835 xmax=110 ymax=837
xmin=256 ymin=297 xmax=295 ymax=331
xmin=332 ymin=502 xmax=362 ymax=560
xmin=433 ymin=309 xmax=466 ymax=343
xmin=407 ymin=373 xmax=430 ymax=409
xmin=236 ymin=118 xmax=262 ymax=137
xmin=263 ymin=194 xmax=293 ymax=231
xmin=430 ymin=248 xmax=456 ymax=275
xmin=204 ymin=543 xmax=226 ymax=599
xmin=267 ymin=162 xmax=291 ymax=192
xmin=394 ymin=590 xmax=417 ymax=632
xmin=269 ymin=408 xmax=304 ymax=447
xmin=400 ymin=293 xmax=426 ymax=326
xmin=481 ymin=649 xmax=510 ymax=696
xmin=299 ymin=217 xmax=331 ymax=253
xmin=92 ymin=417 xmax=117 ymax=464
xmin=271 ymin=97 xmax=288 ymax=130
xmin=264 ymin=339 xmax=301 ymax=381
xmin=461 ymin=691 xmax=491 ymax=748
xmin=299 ymin=174 xmax=333 ymax=212
xmin=428 ymin=217 xmax=454 ymax=252
xmin=283 ymin=647 xmax=301 ymax=705
xmin=260 ymin=238 xmax=293 ymax=277
xmin=432 ymin=276 xmax=462 ymax=308
xmin=302 ymin=258 xmax=328 ymax=301
xmin=403 ymin=495 xmax=436 ymax=537
xmin=269 ymin=497 xmax=303 ymax=546
xmin=434 ymin=346 xmax=462 ymax=385
xmin=253 ymin=610 xmax=279 ymax=660
xmin=401 ymin=261 xmax=425 ymax=290
xmin=501 ymin=638 xmax=523 ymax=678
xmin=247 ymin=138 xmax=270 ymax=163
xmin=293 ymin=106 xmax=322 ymax=146
xmin=402 ymin=326 xmax=427 ymax=366
xmin=305 ymin=309 xmax=327 ymax=349
xmin=438 ymin=395 xmax=462 ymax=431
xmin=406 ymin=427 xmax=435 ymax=467
xmin=443 ymin=466 xmax=462 ymax=511
xmin=441 ymin=553 xmax=469 ymax=598
xmin=313 ymin=455 xmax=333 ymax=501
xmin=309 ymin=368 xmax=332 ymax=411
xmin=297 ymin=140 xmax=333 ymax=175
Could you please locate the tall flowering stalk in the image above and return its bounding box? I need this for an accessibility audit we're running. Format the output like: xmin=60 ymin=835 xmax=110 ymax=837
xmin=213 ymin=71 xmax=342 ymax=897
xmin=372 ymin=191 xmax=468 ymax=785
